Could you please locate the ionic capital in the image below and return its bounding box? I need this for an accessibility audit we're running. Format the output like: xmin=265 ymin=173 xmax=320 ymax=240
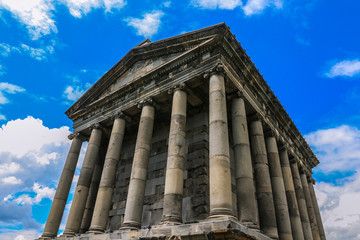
xmin=68 ymin=132 xmax=87 ymax=141
xmin=248 ymin=112 xmax=263 ymax=123
xmin=203 ymin=62 xmax=225 ymax=79
xmin=137 ymin=97 xmax=154 ymax=108
xmin=167 ymin=82 xmax=188 ymax=95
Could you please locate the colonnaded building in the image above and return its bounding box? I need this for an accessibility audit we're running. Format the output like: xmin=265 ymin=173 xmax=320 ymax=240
xmin=39 ymin=23 xmax=326 ymax=240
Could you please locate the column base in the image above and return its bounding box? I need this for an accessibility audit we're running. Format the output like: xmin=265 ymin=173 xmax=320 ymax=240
xmin=62 ymin=230 xmax=76 ymax=237
xmin=120 ymin=221 xmax=141 ymax=230
xmin=208 ymin=214 xmax=238 ymax=221
xmin=87 ymin=226 xmax=105 ymax=234
xmin=161 ymin=215 xmax=182 ymax=225
xmin=241 ymin=221 xmax=260 ymax=230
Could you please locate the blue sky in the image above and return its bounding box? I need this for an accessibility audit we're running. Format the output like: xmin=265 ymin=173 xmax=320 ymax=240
xmin=0 ymin=0 xmax=359 ymax=239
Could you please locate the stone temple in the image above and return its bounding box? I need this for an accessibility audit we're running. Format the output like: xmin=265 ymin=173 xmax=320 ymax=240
xmin=39 ymin=23 xmax=326 ymax=240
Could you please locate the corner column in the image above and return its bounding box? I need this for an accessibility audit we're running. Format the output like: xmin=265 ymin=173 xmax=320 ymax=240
xmin=279 ymin=148 xmax=304 ymax=240
xmin=290 ymin=161 xmax=313 ymax=240
xmin=122 ymin=100 xmax=155 ymax=229
xmin=308 ymin=181 xmax=326 ymax=240
xmin=89 ymin=116 xmax=126 ymax=233
xmin=249 ymin=117 xmax=278 ymax=239
xmin=232 ymin=96 xmax=259 ymax=228
xmin=40 ymin=134 xmax=84 ymax=239
xmin=162 ymin=86 xmax=187 ymax=224
xmin=301 ymin=173 xmax=321 ymax=240
xmin=208 ymin=67 xmax=234 ymax=218
xmin=266 ymin=136 xmax=293 ymax=240
xmin=63 ymin=126 xmax=103 ymax=237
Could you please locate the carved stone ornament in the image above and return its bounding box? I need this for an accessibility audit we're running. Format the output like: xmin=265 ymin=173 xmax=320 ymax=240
xmin=137 ymin=97 xmax=154 ymax=109
xmin=68 ymin=132 xmax=87 ymax=141
xmin=112 ymin=111 xmax=126 ymax=120
xmin=168 ymin=83 xmax=187 ymax=95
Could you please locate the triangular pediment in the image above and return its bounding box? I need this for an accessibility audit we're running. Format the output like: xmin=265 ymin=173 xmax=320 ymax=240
xmin=66 ymin=23 xmax=228 ymax=118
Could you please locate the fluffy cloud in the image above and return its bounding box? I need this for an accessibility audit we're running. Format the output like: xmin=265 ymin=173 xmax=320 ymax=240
xmin=306 ymin=125 xmax=360 ymax=239
xmin=325 ymin=59 xmax=360 ymax=78
xmin=61 ymin=0 xmax=126 ymax=18
xmin=0 ymin=82 xmax=25 ymax=105
xmin=0 ymin=116 xmax=85 ymax=237
xmin=305 ymin=125 xmax=360 ymax=173
xmin=125 ymin=10 xmax=164 ymax=38
xmin=191 ymin=0 xmax=242 ymax=9
xmin=0 ymin=0 xmax=126 ymax=39
xmin=20 ymin=43 xmax=54 ymax=61
xmin=242 ymin=0 xmax=283 ymax=16
xmin=0 ymin=0 xmax=57 ymax=40
xmin=63 ymin=85 xmax=85 ymax=101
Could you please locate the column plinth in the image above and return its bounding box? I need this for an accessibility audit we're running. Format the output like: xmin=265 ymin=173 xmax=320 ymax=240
xmin=122 ymin=104 xmax=154 ymax=229
xmin=89 ymin=117 xmax=126 ymax=233
xmin=291 ymin=161 xmax=313 ymax=240
xmin=162 ymin=88 xmax=187 ymax=224
xmin=301 ymin=173 xmax=321 ymax=240
xmin=208 ymin=72 xmax=234 ymax=219
xmin=232 ymin=97 xmax=259 ymax=229
xmin=40 ymin=135 xmax=83 ymax=239
xmin=63 ymin=127 xmax=102 ymax=237
xmin=266 ymin=137 xmax=293 ymax=240
xmin=280 ymin=148 xmax=304 ymax=240
xmin=249 ymin=120 xmax=278 ymax=239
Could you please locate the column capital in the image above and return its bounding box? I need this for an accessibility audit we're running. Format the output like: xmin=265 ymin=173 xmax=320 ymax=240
xmin=248 ymin=112 xmax=263 ymax=123
xmin=203 ymin=62 xmax=225 ymax=79
xmin=167 ymin=82 xmax=188 ymax=95
xmin=68 ymin=132 xmax=87 ymax=141
xmin=137 ymin=97 xmax=158 ymax=109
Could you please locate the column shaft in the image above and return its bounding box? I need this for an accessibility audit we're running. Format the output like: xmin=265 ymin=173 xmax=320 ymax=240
xmin=290 ymin=161 xmax=313 ymax=240
xmin=308 ymin=182 xmax=326 ymax=240
xmin=122 ymin=104 xmax=155 ymax=229
xmin=40 ymin=136 xmax=83 ymax=239
xmin=79 ymin=151 xmax=104 ymax=233
xmin=301 ymin=173 xmax=321 ymax=240
xmin=266 ymin=137 xmax=293 ymax=240
xmin=232 ymin=97 xmax=259 ymax=228
xmin=89 ymin=117 xmax=126 ymax=232
xmin=208 ymin=73 xmax=233 ymax=217
xmin=162 ymin=89 xmax=187 ymax=223
xmin=63 ymin=128 xmax=102 ymax=236
xmin=280 ymin=149 xmax=304 ymax=240
xmin=249 ymin=120 xmax=278 ymax=239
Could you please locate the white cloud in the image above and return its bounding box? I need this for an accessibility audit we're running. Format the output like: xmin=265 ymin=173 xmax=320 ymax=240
xmin=242 ymin=0 xmax=283 ymax=15
xmin=2 ymin=176 xmax=23 ymax=185
xmin=325 ymin=59 xmax=360 ymax=78
xmin=0 ymin=0 xmax=57 ymax=40
xmin=0 ymin=82 xmax=25 ymax=104
xmin=305 ymin=125 xmax=360 ymax=173
xmin=63 ymin=85 xmax=85 ymax=101
xmin=306 ymin=125 xmax=360 ymax=239
xmin=125 ymin=10 xmax=164 ymax=38
xmin=62 ymin=0 xmax=126 ymax=18
xmin=0 ymin=162 xmax=21 ymax=176
xmin=32 ymin=182 xmax=56 ymax=204
xmin=163 ymin=1 xmax=171 ymax=8
xmin=0 ymin=229 xmax=41 ymax=240
xmin=191 ymin=0 xmax=242 ymax=9
xmin=0 ymin=43 xmax=20 ymax=57
xmin=20 ymin=43 xmax=54 ymax=61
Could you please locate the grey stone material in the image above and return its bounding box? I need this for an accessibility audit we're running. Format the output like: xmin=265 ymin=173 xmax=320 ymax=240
xmin=232 ymin=97 xmax=259 ymax=229
xmin=208 ymin=71 xmax=234 ymax=218
xmin=63 ymin=127 xmax=102 ymax=237
xmin=290 ymin=161 xmax=313 ymax=240
xmin=308 ymin=182 xmax=326 ymax=240
xmin=122 ymin=104 xmax=155 ymax=229
xmin=266 ymin=136 xmax=293 ymax=240
xmin=300 ymin=173 xmax=320 ymax=240
xmin=249 ymin=120 xmax=278 ymax=239
xmin=89 ymin=117 xmax=126 ymax=233
xmin=279 ymin=148 xmax=304 ymax=240
xmin=40 ymin=135 xmax=83 ymax=239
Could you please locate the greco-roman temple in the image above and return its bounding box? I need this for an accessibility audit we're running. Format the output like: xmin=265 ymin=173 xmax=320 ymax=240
xmin=39 ymin=23 xmax=326 ymax=240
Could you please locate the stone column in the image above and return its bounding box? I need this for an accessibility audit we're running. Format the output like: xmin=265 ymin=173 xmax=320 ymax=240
xmin=122 ymin=100 xmax=155 ymax=229
xmin=162 ymin=86 xmax=187 ymax=224
xmin=308 ymin=181 xmax=326 ymax=240
xmin=266 ymin=136 xmax=293 ymax=240
xmin=40 ymin=134 xmax=84 ymax=239
xmin=79 ymin=148 xmax=105 ymax=234
xmin=301 ymin=173 xmax=320 ymax=240
xmin=231 ymin=96 xmax=259 ymax=228
xmin=63 ymin=126 xmax=103 ymax=237
xmin=279 ymin=148 xmax=304 ymax=240
xmin=290 ymin=161 xmax=313 ymax=240
xmin=249 ymin=118 xmax=278 ymax=239
xmin=89 ymin=116 xmax=126 ymax=233
xmin=208 ymin=68 xmax=234 ymax=218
